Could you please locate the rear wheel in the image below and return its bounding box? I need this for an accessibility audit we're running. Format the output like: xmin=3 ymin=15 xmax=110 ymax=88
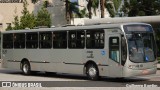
xmin=86 ymin=64 xmax=99 ymax=80
xmin=22 ymin=61 xmax=31 ymax=75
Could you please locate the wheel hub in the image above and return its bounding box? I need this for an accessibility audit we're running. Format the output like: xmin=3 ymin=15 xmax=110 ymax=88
xmin=23 ymin=64 xmax=29 ymax=73
xmin=89 ymin=67 xmax=96 ymax=77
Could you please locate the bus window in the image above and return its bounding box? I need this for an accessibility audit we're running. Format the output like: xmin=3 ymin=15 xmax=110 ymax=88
xmin=39 ymin=32 xmax=52 ymax=49
xmin=26 ymin=32 xmax=38 ymax=49
xmin=68 ymin=30 xmax=85 ymax=49
xmin=109 ymin=37 xmax=120 ymax=63
xmin=3 ymin=34 xmax=13 ymax=49
xmin=53 ymin=31 xmax=67 ymax=49
xmin=86 ymin=30 xmax=104 ymax=49
xmin=14 ymin=33 xmax=25 ymax=49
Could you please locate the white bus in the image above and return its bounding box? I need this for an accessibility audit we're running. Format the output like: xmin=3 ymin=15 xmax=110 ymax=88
xmin=1 ymin=23 xmax=158 ymax=80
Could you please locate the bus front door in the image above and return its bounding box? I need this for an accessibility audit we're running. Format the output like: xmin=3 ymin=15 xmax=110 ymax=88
xmin=108 ymin=34 xmax=123 ymax=77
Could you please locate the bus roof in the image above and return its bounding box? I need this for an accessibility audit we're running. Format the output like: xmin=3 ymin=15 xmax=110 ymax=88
xmin=1 ymin=23 xmax=151 ymax=34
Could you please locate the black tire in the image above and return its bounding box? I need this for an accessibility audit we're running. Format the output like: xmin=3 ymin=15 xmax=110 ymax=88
xmin=22 ymin=61 xmax=31 ymax=75
xmin=86 ymin=64 xmax=99 ymax=80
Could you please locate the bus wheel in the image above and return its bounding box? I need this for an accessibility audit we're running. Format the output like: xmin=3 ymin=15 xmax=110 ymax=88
xmin=86 ymin=64 xmax=99 ymax=80
xmin=22 ymin=61 xmax=31 ymax=75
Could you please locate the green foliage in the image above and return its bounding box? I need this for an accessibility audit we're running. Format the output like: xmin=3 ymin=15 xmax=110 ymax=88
xmin=121 ymin=0 xmax=160 ymax=16
xmin=69 ymin=2 xmax=81 ymax=18
xmin=113 ymin=0 xmax=121 ymax=12
xmin=80 ymin=8 xmax=89 ymax=18
xmin=6 ymin=0 xmax=52 ymax=30
xmin=20 ymin=13 xmax=36 ymax=29
xmin=92 ymin=0 xmax=99 ymax=16
xmin=75 ymin=8 xmax=89 ymax=18
xmin=36 ymin=7 xmax=51 ymax=28
xmin=12 ymin=16 xmax=20 ymax=30
xmin=79 ymin=0 xmax=121 ymax=18
xmin=105 ymin=0 xmax=115 ymax=17
xmin=6 ymin=24 xmax=12 ymax=31
xmin=138 ymin=11 xmax=146 ymax=16
xmin=86 ymin=0 xmax=99 ymax=18
xmin=121 ymin=0 xmax=129 ymax=16
xmin=21 ymin=0 xmax=29 ymax=15
xmin=20 ymin=0 xmax=36 ymax=29
xmin=43 ymin=1 xmax=49 ymax=8
xmin=66 ymin=1 xmax=88 ymax=20
xmin=31 ymin=0 xmax=38 ymax=4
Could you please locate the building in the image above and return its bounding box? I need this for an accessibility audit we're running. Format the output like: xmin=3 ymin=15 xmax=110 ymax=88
xmin=0 ymin=0 xmax=113 ymax=31
xmin=0 ymin=0 xmax=66 ymax=31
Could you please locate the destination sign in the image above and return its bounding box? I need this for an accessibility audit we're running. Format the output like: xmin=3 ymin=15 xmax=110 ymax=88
xmin=123 ymin=24 xmax=152 ymax=34
xmin=0 ymin=0 xmax=23 ymax=3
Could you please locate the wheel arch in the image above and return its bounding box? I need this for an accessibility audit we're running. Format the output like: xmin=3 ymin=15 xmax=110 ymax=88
xmin=83 ymin=60 xmax=98 ymax=75
xmin=20 ymin=58 xmax=30 ymax=70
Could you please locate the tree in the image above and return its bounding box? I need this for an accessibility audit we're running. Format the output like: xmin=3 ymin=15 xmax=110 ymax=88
xmin=36 ymin=4 xmax=51 ymax=27
xmin=121 ymin=0 xmax=160 ymax=17
xmin=90 ymin=0 xmax=121 ymax=18
xmin=69 ymin=2 xmax=83 ymax=19
xmin=31 ymin=0 xmax=38 ymax=4
xmin=100 ymin=0 xmax=105 ymax=18
xmin=6 ymin=0 xmax=52 ymax=30
xmin=86 ymin=0 xmax=99 ymax=19
xmin=105 ymin=0 xmax=115 ymax=17
xmin=6 ymin=24 xmax=12 ymax=31
xmin=65 ymin=0 xmax=86 ymax=24
xmin=12 ymin=16 xmax=20 ymax=30
xmin=120 ymin=0 xmax=130 ymax=16
xmin=6 ymin=15 xmax=20 ymax=30
xmin=20 ymin=0 xmax=36 ymax=29
xmin=65 ymin=0 xmax=70 ymax=24
xmin=78 ymin=8 xmax=89 ymax=18
xmin=113 ymin=0 xmax=121 ymax=12
xmin=20 ymin=13 xmax=36 ymax=29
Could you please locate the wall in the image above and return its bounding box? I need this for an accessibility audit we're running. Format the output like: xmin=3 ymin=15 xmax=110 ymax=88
xmin=0 ymin=0 xmax=66 ymax=31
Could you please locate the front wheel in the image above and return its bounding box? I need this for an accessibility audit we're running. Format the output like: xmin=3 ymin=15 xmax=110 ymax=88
xmin=22 ymin=61 xmax=31 ymax=75
xmin=86 ymin=64 xmax=99 ymax=80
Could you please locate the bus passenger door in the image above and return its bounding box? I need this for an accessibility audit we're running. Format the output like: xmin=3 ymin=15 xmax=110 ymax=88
xmin=108 ymin=34 xmax=123 ymax=77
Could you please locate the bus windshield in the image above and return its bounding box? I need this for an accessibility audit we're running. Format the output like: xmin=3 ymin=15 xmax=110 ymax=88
xmin=123 ymin=24 xmax=156 ymax=63
xmin=127 ymin=33 xmax=156 ymax=63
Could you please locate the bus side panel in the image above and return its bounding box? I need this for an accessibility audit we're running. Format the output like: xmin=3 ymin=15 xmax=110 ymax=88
xmin=83 ymin=49 xmax=110 ymax=76
xmin=27 ymin=49 xmax=52 ymax=72
xmin=1 ymin=49 xmax=17 ymax=69
xmin=50 ymin=49 xmax=84 ymax=74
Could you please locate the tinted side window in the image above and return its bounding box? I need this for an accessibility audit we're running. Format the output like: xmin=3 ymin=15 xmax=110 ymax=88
xmin=3 ymin=34 xmax=13 ymax=49
xmin=14 ymin=33 xmax=25 ymax=49
xmin=53 ymin=31 xmax=67 ymax=48
xmin=26 ymin=33 xmax=38 ymax=49
xmin=86 ymin=30 xmax=104 ymax=49
xmin=39 ymin=32 xmax=52 ymax=48
xmin=68 ymin=31 xmax=85 ymax=49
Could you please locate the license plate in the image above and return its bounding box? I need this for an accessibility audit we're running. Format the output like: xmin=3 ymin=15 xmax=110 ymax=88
xmin=142 ymin=70 xmax=149 ymax=75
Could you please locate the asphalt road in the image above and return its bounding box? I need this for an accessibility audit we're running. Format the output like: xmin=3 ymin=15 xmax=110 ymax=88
xmin=0 ymin=64 xmax=160 ymax=90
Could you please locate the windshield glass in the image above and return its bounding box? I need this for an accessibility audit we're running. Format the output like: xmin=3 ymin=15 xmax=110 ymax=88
xmin=127 ymin=33 xmax=156 ymax=63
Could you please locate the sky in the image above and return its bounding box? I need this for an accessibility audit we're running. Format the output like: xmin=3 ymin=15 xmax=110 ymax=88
xmin=70 ymin=0 xmax=78 ymax=2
